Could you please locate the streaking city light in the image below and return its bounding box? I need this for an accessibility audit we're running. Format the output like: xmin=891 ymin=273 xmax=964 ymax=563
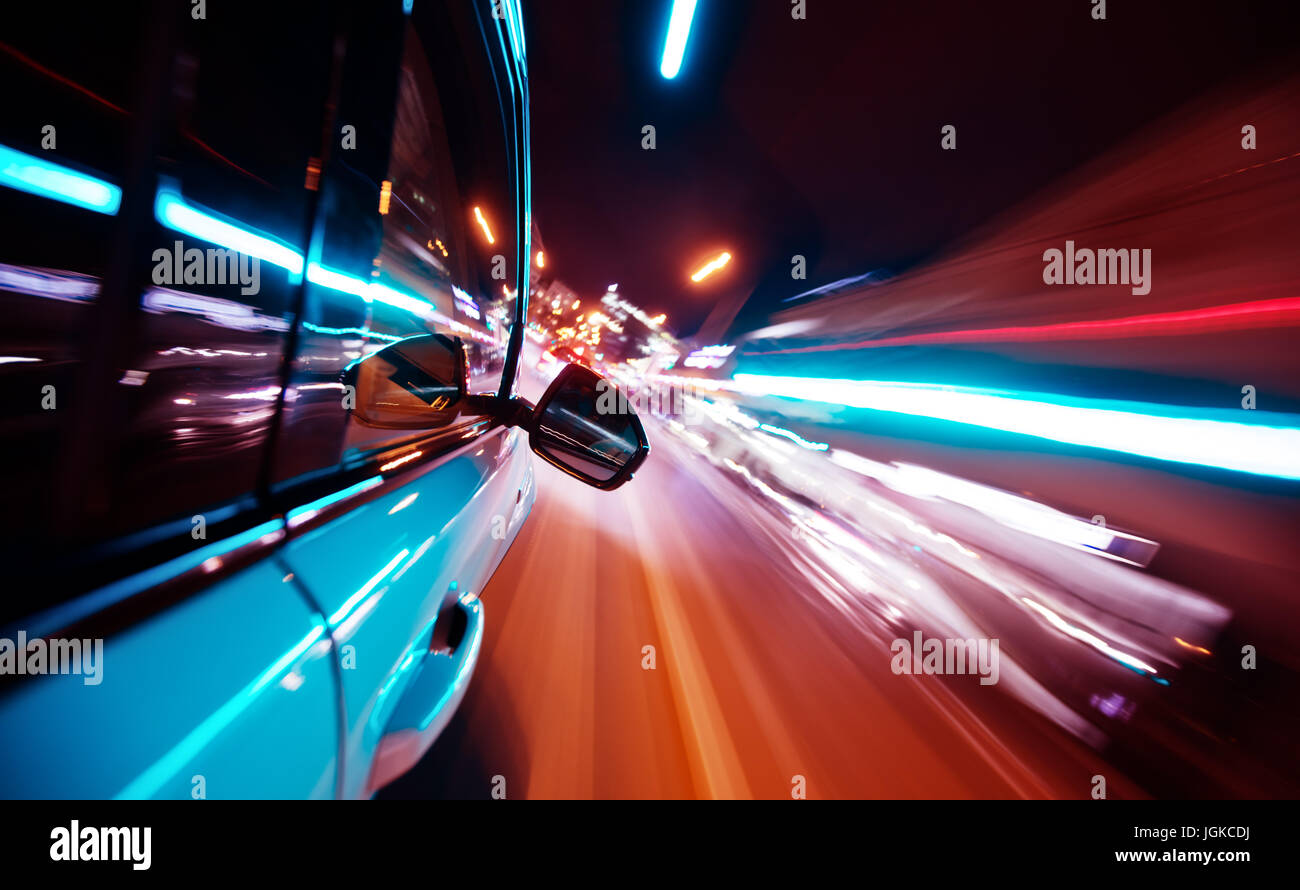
xmin=154 ymin=185 xmax=492 ymax=344
xmin=473 ymin=206 xmax=495 ymax=244
xmin=828 ymin=452 xmax=1160 ymax=566
xmin=0 ymin=143 xmax=121 ymax=214
xmin=305 ymin=262 xmax=370 ymax=299
xmin=683 ymin=344 xmax=735 ymax=369
xmin=758 ymin=423 xmax=829 ymax=451
xmin=752 ymin=295 xmax=1300 ymax=356
xmin=368 ymin=281 xmax=437 ymax=319
xmin=453 ymin=285 xmax=481 ymax=320
xmin=499 ymin=0 xmax=527 ymax=67
xmin=730 ymin=374 xmax=1300 ymax=480
xmin=302 ymin=263 xmax=443 ymax=326
xmin=691 ymin=250 xmax=732 ymax=282
xmin=156 ymin=187 xmax=303 ymax=274
xmin=659 ymin=0 xmax=698 ymax=79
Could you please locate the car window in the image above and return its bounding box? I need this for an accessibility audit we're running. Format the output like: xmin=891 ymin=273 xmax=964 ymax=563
xmin=0 ymin=6 xmax=145 ymax=571
xmin=348 ymin=8 xmax=517 ymax=453
xmin=272 ymin=2 xmax=518 ymax=485
xmin=99 ymin=4 xmax=333 ymax=540
xmin=0 ymin=3 xmax=332 ymax=618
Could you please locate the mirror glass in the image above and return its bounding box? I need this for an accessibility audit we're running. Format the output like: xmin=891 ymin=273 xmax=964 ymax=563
xmin=346 ymin=333 xmax=467 ymax=428
xmin=534 ymin=366 xmax=644 ymax=483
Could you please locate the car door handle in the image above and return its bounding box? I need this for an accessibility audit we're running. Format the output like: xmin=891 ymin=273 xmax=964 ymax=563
xmin=364 ymin=593 xmax=484 ymax=794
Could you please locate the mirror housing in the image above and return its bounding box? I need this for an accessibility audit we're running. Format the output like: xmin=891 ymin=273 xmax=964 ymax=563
xmin=343 ymin=333 xmax=469 ymax=429
xmin=342 ymin=342 xmax=648 ymax=492
xmin=527 ymin=363 xmax=649 ymax=490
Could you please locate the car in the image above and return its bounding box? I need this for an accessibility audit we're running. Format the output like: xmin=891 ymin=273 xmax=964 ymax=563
xmin=0 ymin=0 xmax=647 ymax=799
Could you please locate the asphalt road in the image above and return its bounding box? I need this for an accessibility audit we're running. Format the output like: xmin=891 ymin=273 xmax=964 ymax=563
xmin=383 ymin=415 xmax=1140 ymax=800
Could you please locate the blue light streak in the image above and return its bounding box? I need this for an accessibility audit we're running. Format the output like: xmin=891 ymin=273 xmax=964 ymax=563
xmin=501 ymin=0 xmax=527 ymax=68
xmin=4 ymin=146 xmax=476 ymax=351
xmin=155 ymin=187 xmax=303 ymax=275
xmin=731 ymin=373 xmax=1300 ymax=480
xmin=0 ymin=144 xmax=121 ymax=214
xmin=659 ymin=0 xmax=698 ymax=79
xmin=305 ymin=261 xmax=371 ymax=300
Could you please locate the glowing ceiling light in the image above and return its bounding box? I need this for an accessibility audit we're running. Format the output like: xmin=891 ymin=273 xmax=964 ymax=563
xmin=659 ymin=0 xmax=698 ymax=79
xmin=0 ymin=143 xmax=121 ymax=214
xmin=690 ymin=250 xmax=731 ymax=282
xmin=536 ymin=250 xmax=545 ymax=268
xmin=729 ymin=373 xmax=1300 ymax=480
xmin=473 ymin=206 xmax=495 ymax=244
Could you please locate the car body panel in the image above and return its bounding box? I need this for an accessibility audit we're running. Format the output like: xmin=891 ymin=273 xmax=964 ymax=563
xmin=0 ymin=558 xmax=338 ymax=799
xmin=278 ymin=426 xmax=535 ymax=798
xmin=0 ymin=0 xmax=535 ymax=799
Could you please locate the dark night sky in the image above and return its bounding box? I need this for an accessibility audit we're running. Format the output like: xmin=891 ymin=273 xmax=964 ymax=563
xmin=525 ymin=0 xmax=1300 ymax=339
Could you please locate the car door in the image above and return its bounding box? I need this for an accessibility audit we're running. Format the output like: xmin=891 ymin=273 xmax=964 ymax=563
xmin=267 ymin=0 xmax=536 ymax=797
xmin=0 ymin=2 xmax=341 ymax=798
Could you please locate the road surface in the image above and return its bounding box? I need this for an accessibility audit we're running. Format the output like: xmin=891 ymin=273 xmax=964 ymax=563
xmin=383 ymin=418 xmax=1141 ymax=800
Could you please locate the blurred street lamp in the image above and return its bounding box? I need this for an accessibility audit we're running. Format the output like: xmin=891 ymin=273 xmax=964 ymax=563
xmin=472 ymin=206 xmax=495 ymax=244
xmin=690 ymin=250 xmax=731 ymax=282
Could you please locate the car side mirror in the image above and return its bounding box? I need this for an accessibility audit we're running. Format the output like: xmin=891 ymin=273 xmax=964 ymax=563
xmin=529 ymin=363 xmax=649 ymax=490
xmin=343 ymin=333 xmax=469 ymax=429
